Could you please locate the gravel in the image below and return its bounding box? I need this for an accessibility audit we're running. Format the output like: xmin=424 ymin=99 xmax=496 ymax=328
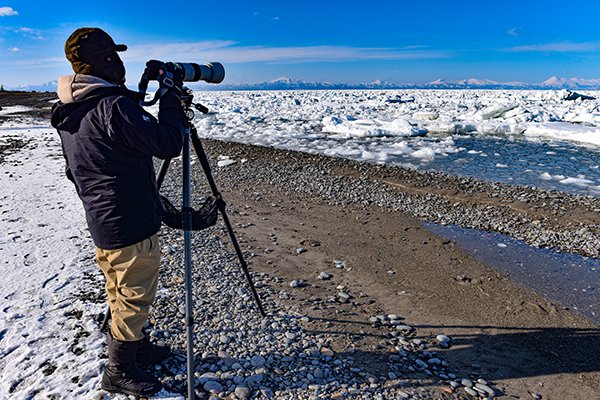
xmin=135 ymin=139 xmax=581 ymax=398
xmin=204 ymin=139 xmax=600 ymax=259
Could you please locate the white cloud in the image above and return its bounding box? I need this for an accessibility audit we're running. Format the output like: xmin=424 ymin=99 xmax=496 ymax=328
xmin=8 ymin=46 xmax=20 ymax=52
xmin=16 ymin=27 xmax=45 ymax=40
xmin=507 ymin=41 xmax=600 ymax=52
xmin=271 ymin=16 xmax=280 ymax=21
xmin=0 ymin=6 xmax=18 ymax=16
xmin=507 ymin=27 xmax=520 ymax=37
xmin=122 ymin=41 xmax=450 ymax=64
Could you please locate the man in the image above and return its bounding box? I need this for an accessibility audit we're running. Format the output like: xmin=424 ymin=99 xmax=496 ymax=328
xmin=51 ymin=28 xmax=185 ymax=397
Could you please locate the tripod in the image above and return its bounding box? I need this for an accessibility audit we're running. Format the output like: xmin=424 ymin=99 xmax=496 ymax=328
xmin=100 ymin=88 xmax=266 ymax=399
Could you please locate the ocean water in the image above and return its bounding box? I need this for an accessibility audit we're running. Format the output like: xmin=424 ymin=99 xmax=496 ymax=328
xmin=426 ymin=223 xmax=600 ymax=324
xmin=406 ymin=134 xmax=600 ymax=196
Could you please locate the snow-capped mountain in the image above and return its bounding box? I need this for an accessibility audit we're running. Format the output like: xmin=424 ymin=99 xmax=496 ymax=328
xmin=539 ymin=76 xmax=600 ymax=89
xmin=5 ymin=80 xmax=58 ymax=92
xmin=6 ymin=76 xmax=600 ymax=93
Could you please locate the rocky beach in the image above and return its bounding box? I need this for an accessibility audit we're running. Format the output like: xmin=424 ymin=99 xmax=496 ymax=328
xmin=1 ymin=91 xmax=599 ymax=399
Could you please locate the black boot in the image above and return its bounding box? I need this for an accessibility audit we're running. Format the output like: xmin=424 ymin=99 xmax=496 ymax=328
xmin=101 ymin=333 xmax=162 ymax=397
xmin=136 ymin=336 xmax=171 ymax=369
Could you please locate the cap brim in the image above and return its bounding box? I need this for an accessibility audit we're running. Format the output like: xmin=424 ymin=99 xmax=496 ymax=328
xmin=115 ymin=44 xmax=127 ymax=52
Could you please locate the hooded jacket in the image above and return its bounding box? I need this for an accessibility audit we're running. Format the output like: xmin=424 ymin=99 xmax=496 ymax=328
xmin=51 ymin=74 xmax=184 ymax=249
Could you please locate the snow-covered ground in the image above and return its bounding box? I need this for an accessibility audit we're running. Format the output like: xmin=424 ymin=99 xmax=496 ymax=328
xmin=167 ymin=89 xmax=600 ymax=196
xmin=0 ymin=120 xmax=180 ymax=399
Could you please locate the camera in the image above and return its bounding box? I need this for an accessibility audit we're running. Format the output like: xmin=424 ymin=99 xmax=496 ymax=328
xmin=144 ymin=60 xmax=225 ymax=84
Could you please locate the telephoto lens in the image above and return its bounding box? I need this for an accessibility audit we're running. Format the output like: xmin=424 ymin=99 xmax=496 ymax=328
xmin=175 ymin=62 xmax=225 ymax=83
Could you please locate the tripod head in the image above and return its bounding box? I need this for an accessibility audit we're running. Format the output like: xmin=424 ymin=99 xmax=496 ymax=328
xmin=180 ymin=87 xmax=208 ymax=120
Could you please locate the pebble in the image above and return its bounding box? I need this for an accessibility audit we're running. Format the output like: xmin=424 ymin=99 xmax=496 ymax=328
xmin=475 ymin=383 xmax=496 ymax=396
xmin=250 ymin=355 xmax=266 ymax=367
xmin=318 ymin=272 xmax=332 ymax=280
xmin=461 ymin=378 xmax=473 ymax=387
xmin=436 ymin=334 xmax=451 ymax=344
xmin=203 ymin=381 xmax=223 ymax=394
xmin=234 ymin=386 xmax=251 ymax=399
xmin=464 ymin=387 xmax=478 ymax=396
xmin=296 ymin=247 xmax=307 ymax=254
xmin=289 ymin=279 xmax=305 ymax=288
xmin=337 ymin=292 xmax=350 ymax=302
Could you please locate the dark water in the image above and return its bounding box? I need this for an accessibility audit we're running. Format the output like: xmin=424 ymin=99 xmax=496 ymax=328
xmin=425 ymin=222 xmax=600 ymax=325
xmin=413 ymin=135 xmax=600 ymax=197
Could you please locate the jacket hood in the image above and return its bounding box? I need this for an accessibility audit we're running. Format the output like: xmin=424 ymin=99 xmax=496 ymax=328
xmin=51 ymin=75 xmax=143 ymax=133
xmin=57 ymin=74 xmax=117 ymax=104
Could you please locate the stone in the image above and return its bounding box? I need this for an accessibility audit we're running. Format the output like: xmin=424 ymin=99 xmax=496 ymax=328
xmin=338 ymin=292 xmax=350 ymax=303
xmin=250 ymin=355 xmax=266 ymax=367
xmin=259 ymin=386 xmax=274 ymax=398
xmin=203 ymin=381 xmax=223 ymax=394
xmin=461 ymin=378 xmax=473 ymax=387
xmin=475 ymin=383 xmax=495 ymax=396
xmin=318 ymin=272 xmax=332 ymax=280
xmin=436 ymin=334 xmax=451 ymax=343
xmin=289 ymin=279 xmax=305 ymax=288
xmin=234 ymin=386 xmax=251 ymax=399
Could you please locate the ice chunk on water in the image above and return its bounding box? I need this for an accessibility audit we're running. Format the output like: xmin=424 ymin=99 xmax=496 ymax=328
xmin=478 ymin=103 xmax=519 ymax=120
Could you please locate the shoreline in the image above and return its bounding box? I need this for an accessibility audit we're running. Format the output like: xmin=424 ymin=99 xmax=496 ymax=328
xmin=180 ymin=138 xmax=600 ymax=398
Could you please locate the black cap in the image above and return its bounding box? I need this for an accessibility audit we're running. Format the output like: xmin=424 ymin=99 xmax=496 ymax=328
xmin=64 ymin=27 xmax=127 ymax=83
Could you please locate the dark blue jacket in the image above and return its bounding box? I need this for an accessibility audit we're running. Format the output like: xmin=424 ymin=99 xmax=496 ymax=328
xmin=51 ymin=86 xmax=184 ymax=249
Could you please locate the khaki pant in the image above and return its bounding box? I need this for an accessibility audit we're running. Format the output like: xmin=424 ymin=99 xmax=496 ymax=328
xmin=96 ymin=234 xmax=160 ymax=341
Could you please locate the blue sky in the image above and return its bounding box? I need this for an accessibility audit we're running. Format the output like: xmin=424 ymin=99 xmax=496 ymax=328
xmin=1 ymin=1 xmax=600 ymax=87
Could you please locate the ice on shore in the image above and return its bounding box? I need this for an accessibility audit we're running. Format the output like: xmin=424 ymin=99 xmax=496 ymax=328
xmin=144 ymin=88 xmax=600 ymax=196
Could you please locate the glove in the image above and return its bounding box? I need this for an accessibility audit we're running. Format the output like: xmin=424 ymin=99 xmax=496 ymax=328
xmin=158 ymin=62 xmax=184 ymax=96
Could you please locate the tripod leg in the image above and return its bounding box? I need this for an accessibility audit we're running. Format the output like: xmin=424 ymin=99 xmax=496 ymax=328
xmin=182 ymin=126 xmax=196 ymax=400
xmin=190 ymin=129 xmax=267 ymax=317
xmin=156 ymin=158 xmax=171 ymax=189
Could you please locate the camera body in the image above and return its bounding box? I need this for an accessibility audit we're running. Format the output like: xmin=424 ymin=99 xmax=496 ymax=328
xmin=144 ymin=60 xmax=225 ymax=84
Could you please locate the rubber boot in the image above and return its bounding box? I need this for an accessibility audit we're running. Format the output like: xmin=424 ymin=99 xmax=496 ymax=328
xmin=136 ymin=336 xmax=171 ymax=369
xmin=101 ymin=333 xmax=162 ymax=397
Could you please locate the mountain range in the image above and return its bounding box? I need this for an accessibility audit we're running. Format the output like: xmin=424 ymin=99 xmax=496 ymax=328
xmin=5 ymin=76 xmax=600 ymax=92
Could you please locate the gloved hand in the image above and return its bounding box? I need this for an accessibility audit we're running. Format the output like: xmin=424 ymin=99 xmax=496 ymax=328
xmin=158 ymin=62 xmax=184 ymax=96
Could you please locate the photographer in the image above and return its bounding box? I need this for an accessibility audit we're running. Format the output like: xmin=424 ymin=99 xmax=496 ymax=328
xmin=51 ymin=28 xmax=184 ymax=397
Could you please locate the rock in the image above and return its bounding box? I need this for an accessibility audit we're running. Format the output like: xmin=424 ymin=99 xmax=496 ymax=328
xmin=461 ymin=378 xmax=473 ymax=387
xmin=296 ymin=247 xmax=307 ymax=254
xmin=259 ymin=386 xmax=274 ymax=398
xmin=320 ymin=347 xmax=334 ymax=357
xmin=318 ymin=272 xmax=332 ymax=280
xmin=436 ymin=334 xmax=450 ymax=344
xmin=250 ymin=355 xmax=266 ymax=367
xmin=464 ymin=387 xmax=478 ymax=397
xmin=220 ymin=335 xmax=230 ymax=344
xmin=203 ymin=381 xmax=223 ymax=394
xmin=396 ymin=325 xmax=413 ymax=331
xmin=337 ymin=292 xmax=350 ymax=302
xmin=289 ymin=279 xmax=305 ymax=288
xmin=234 ymin=386 xmax=251 ymax=399
xmin=475 ymin=383 xmax=495 ymax=396
xmin=428 ymin=357 xmax=442 ymax=365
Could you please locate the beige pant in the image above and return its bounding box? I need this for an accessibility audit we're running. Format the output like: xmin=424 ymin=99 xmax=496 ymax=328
xmin=96 ymin=234 xmax=160 ymax=341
